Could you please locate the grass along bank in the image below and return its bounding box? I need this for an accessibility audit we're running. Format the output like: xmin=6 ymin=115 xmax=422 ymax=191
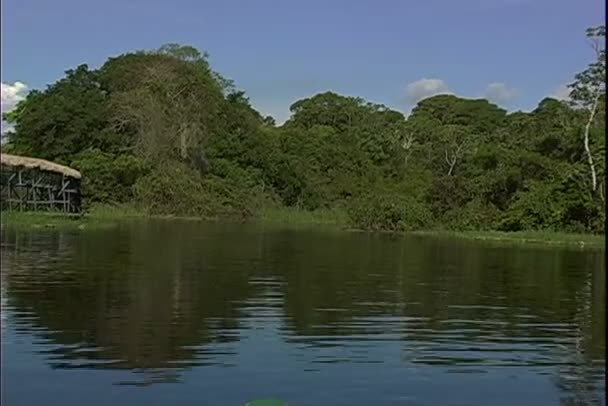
xmin=1 ymin=206 xmax=604 ymax=249
xmin=0 ymin=204 xmax=147 ymax=230
xmin=0 ymin=205 xmax=349 ymax=232
xmin=259 ymin=207 xmax=605 ymax=248
xmin=256 ymin=206 xmax=349 ymax=227
xmin=412 ymin=230 xmax=605 ymax=249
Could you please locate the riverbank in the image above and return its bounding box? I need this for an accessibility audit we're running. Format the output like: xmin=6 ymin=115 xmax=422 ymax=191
xmin=1 ymin=206 xmax=604 ymax=249
xmin=258 ymin=208 xmax=605 ymax=248
xmin=256 ymin=206 xmax=349 ymax=227
xmin=411 ymin=230 xmax=605 ymax=249
xmin=0 ymin=205 xmax=145 ymax=230
xmin=0 ymin=205 xmax=347 ymax=231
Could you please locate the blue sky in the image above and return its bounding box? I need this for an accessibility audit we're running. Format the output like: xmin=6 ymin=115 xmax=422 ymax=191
xmin=1 ymin=0 xmax=605 ymax=123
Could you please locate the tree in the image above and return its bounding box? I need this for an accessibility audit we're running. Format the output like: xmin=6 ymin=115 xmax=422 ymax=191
xmin=409 ymin=95 xmax=507 ymax=136
xmin=440 ymin=125 xmax=472 ymax=176
xmin=99 ymin=47 xmax=225 ymax=168
xmin=568 ymin=25 xmax=606 ymax=194
xmin=2 ymin=34 xmax=604 ymax=234
xmin=4 ymin=65 xmax=112 ymax=161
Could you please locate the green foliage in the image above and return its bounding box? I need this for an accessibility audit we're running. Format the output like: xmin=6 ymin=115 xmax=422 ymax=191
xmin=6 ymin=65 xmax=113 ymax=161
xmin=497 ymin=178 xmax=604 ymax=233
xmin=99 ymin=49 xmax=225 ymax=165
xmin=132 ymin=164 xmax=208 ymax=217
xmin=568 ymin=26 xmax=606 ymax=108
xmin=285 ymin=92 xmax=404 ymax=166
xmin=347 ymin=193 xmax=434 ymax=232
xmin=442 ymin=198 xmax=501 ymax=231
xmin=3 ymin=27 xmax=605 ymax=235
xmin=70 ymin=149 xmax=149 ymax=205
xmin=207 ymin=158 xmax=278 ymax=212
xmin=409 ymin=94 xmax=507 ymax=135
xmin=499 ymin=181 xmax=568 ymax=231
xmin=132 ymin=160 xmax=273 ymax=220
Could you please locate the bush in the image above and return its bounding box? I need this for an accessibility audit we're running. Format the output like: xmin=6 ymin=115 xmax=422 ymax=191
xmin=428 ymin=175 xmax=474 ymax=217
xmin=347 ymin=193 xmax=433 ymax=232
xmin=133 ymin=164 xmax=207 ymax=216
xmin=70 ymin=149 xmax=149 ymax=207
xmin=498 ymin=181 xmax=566 ymax=231
xmin=442 ymin=198 xmax=501 ymax=231
xmin=133 ymin=160 xmax=277 ymax=219
xmin=208 ymin=159 xmax=278 ymax=215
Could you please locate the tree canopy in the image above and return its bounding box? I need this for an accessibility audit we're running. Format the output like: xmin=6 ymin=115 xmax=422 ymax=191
xmin=3 ymin=27 xmax=605 ymax=234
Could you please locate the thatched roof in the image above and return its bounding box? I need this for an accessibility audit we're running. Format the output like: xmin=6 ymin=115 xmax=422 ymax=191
xmin=0 ymin=153 xmax=82 ymax=179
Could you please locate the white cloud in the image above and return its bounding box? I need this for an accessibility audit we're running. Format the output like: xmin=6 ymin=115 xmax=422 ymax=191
xmin=1 ymin=81 xmax=29 ymax=136
xmin=483 ymin=82 xmax=519 ymax=105
xmin=1 ymin=81 xmax=28 ymax=112
xmin=405 ymin=78 xmax=452 ymax=104
xmin=549 ymin=83 xmax=571 ymax=101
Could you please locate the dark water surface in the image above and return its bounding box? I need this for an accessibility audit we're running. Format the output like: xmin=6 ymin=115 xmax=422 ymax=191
xmin=1 ymin=221 xmax=605 ymax=405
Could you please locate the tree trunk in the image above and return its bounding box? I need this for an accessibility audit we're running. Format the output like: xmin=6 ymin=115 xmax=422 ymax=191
xmin=583 ymin=89 xmax=600 ymax=192
xmin=401 ymin=132 xmax=415 ymax=168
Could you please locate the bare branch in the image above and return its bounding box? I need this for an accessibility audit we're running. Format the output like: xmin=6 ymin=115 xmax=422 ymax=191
xmin=444 ymin=139 xmax=467 ymax=176
xmin=445 ymin=149 xmax=457 ymax=176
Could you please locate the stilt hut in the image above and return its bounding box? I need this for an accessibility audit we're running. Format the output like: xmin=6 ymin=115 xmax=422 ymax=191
xmin=1 ymin=153 xmax=82 ymax=214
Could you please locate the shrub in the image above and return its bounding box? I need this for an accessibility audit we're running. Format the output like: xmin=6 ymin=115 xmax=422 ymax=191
xmin=70 ymin=149 xmax=149 ymax=206
xmin=442 ymin=198 xmax=501 ymax=231
xmin=133 ymin=164 xmax=207 ymax=216
xmin=133 ymin=160 xmax=277 ymax=219
xmin=347 ymin=193 xmax=433 ymax=232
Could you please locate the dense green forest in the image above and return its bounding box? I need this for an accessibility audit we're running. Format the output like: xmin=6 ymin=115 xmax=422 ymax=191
xmin=3 ymin=27 xmax=605 ymax=234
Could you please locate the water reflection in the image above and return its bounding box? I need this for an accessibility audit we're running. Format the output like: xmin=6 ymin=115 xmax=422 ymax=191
xmin=1 ymin=221 xmax=605 ymax=403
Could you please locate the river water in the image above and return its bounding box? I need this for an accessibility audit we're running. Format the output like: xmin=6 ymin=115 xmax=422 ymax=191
xmin=1 ymin=221 xmax=605 ymax=405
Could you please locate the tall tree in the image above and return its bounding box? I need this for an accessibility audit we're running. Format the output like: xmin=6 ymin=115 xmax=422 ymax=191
xmin=568 ymin=25 xmax=606 ymax=194
xmin=3 ymin=65 xmax=111 ymax=161
xmin=99 ymin=46 xmax=225 ymax=168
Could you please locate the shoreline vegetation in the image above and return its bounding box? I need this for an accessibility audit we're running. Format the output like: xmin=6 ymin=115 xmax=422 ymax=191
xmin=1 ymin=27 xmax=605 ymax=243
xmin=2 ymin=206 xmax=604 ymax=249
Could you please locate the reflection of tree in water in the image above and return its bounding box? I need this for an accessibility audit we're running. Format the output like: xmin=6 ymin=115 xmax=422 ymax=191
xmin=552 ymin=251 xmax=605 ymax=405
xmin=1 ymin=223 xmax=268 ymax=384
xmin=266 ymin=231 xmax=412 ymax=337
xmin=2 ymin=224 xmax=605 ymax=398
xmin=261 ymin=231 xmax=605 ymax=401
